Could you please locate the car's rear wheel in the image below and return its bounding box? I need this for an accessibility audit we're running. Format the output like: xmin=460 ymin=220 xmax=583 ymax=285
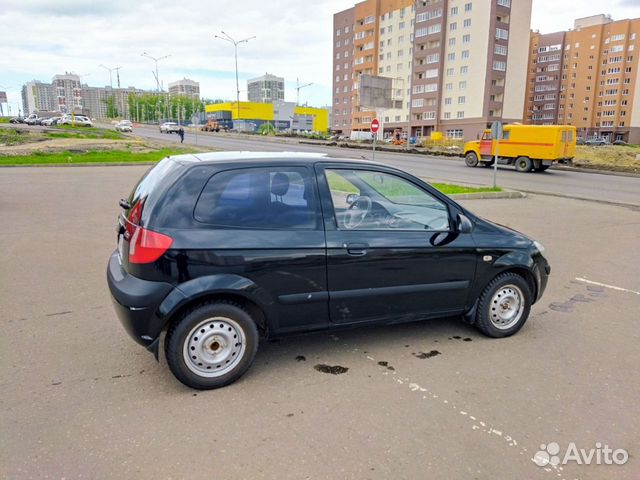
xmin=465 ymin=152 xmax=479 ymax=167
xmin=515 ymin=156 xmax=533 ymax=172
xmin=474 ymin=272 xmax=532 ymax=338
xmin=165 ymin=301 xmax=259 ymax=389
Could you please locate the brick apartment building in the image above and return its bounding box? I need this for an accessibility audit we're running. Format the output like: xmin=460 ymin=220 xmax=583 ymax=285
xmin=332 ymin=0 xmax=532 ymax=141
xmin=525 ymin=14 xmax=640 ymax=143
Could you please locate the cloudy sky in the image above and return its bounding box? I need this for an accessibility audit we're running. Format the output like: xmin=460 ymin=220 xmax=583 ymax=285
xmin=1 ymin=0 xmax=639 ymax=115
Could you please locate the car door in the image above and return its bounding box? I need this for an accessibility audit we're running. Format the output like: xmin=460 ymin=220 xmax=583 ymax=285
xmin=187 ymin=164 xmax=329 ymax=334
xmin=316 ymin=164 xmax=477 ymax=324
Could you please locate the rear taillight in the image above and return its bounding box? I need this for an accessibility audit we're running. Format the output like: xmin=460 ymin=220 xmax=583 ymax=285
xmin=129 ymin=227 xmax=173 ymax=264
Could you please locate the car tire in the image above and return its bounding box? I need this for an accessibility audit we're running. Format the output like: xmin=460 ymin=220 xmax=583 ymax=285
xmin=474 ymin=272 xmax=532 ymax=338
xmin=165 ymin=301 xmax=259 ymax=390
xmin=515 ymin=156 xmax=533 ymax=172
xmin=465 ymin=152 xmax=479 ymax=167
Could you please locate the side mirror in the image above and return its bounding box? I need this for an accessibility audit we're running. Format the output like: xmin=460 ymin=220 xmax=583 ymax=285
xmin=457 ymin=213 xmax=473 ymax=234
xmin=346 ymin=193 xmax=359 ymax=205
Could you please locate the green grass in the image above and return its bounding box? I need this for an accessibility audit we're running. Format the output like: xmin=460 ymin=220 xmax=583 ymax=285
xmin=47 ymin=125 xmax=124 ymax=140
xmin=0 ymin=117 xmax=10 ymax=124
xmin=0 ymin=148 xmax=196 ymax=165
xmin=431 ymin=183 xmax=501 ymax=194
xmin=0 ymin=128 xmax=30 ymax=146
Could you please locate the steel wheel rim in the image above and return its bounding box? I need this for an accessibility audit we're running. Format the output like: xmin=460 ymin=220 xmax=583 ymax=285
xmin=182 ymin=317 xmax=246 ymax=377
xmin=489 ymin=284 xmax=524 ymax=330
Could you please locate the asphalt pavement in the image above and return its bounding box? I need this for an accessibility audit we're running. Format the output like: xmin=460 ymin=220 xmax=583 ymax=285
xmin=1 ymin=166 xmax=638 ymax=479
xmin=133 ymin=125 xmax=640 ymax=207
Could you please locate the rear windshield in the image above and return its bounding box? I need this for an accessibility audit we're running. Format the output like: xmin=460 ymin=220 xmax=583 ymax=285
xmin=125 ymin=157 xmax=181 ymax=222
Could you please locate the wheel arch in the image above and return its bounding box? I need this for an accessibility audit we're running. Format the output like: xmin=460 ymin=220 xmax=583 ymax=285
xmin=158 ymin=274 xmax=275 ymax=338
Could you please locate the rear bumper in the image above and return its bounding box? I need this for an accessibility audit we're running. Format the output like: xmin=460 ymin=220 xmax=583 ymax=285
xmin=106 ymin=251 xmax=173 ymax=347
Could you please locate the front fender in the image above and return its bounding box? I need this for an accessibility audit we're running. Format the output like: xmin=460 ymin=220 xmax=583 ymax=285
xmin=156 ymin=274 xmax=277 ymax=333
xmin=492 ymin=251 xmax=540 ymax=301
xmin=493 ymin=251 xmax=534 ymax=270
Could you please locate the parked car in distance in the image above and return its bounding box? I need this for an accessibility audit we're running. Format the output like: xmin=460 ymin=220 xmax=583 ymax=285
xmin=41 ymin=116 xmax=61 ymax=126
xmin=464 ymin=124 xmax=576 ymax=172
xmin=9 ymin=117 xmax=24 ymax=124
xmin=576 ymin=137 xmax=585 ymax=145
xmin=160 ymin=122 xmax=180 ymax=134
xmin=23 ymin=114 xmax=40 ymax=125
xmin=585 ymin=138 xmax=609 ymax=146
xmin=115 ymin=120 xmax=133 ymax=132
xmin=58 ymin=115 xmax=93 ymax=127
xmin=612 ymin=140 xmax=628 ymax=146
xmin=107 ymin=152 xmax=551 ymax=390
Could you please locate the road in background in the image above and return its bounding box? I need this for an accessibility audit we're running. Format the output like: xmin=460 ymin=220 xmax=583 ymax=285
xmin=132 ymin=125 xmax=640 ymax=207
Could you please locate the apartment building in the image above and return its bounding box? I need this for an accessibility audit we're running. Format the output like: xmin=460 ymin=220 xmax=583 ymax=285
xmin=332 ymin=0 xmax=532 ymax=141
xmin=51 ymin=73 xmax=83 ymax=113
xmin=247 ymin=73 xmax=285 ymax=103
xmin=21 ymin=81 xmax=55 ymax=114
xmin=525 ymin=15 xmax=640 ymax=143
xmin=21 ymin=74 xmax=159 ymax=119
xmin=523 ymin=31 xmax=566 ymax=125
xmin=168 ymin=78 xmax=200 ymax=99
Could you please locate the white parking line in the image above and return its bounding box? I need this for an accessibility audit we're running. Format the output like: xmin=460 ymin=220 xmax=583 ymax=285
xmin=575 ymin=277 xmax=640 ymax=296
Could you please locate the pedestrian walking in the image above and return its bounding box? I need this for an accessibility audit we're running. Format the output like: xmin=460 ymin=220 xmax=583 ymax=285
xmin=178 ymin=127 xmax=185 ymax=143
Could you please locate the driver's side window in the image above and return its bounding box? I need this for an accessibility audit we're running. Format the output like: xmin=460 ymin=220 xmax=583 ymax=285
xmin=324 ymin=169 xmax=450 ymax=231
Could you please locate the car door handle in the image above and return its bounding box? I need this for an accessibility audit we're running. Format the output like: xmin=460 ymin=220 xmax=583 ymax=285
xmin=345 ymin=243 xmax=369 ymax=256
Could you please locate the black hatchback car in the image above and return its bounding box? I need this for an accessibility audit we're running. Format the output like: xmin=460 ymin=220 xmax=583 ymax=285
xmin=107 ymin=152 xmax=550 ymax=389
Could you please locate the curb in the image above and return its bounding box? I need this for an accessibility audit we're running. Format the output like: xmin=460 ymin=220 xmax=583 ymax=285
xmin=515 ymin=188 xmax=639 ymax=209
xmin=450 ymin=191 xmax=526 ymax=200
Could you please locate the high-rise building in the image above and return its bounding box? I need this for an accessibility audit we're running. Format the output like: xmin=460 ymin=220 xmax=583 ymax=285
xmin=247 ymin=73 xmax=285 ymax=103
xmin=332 ymin=0 xmax=532 ymax=141
xmin=168 ymin=78 xmax=200 ymax=98
xmin=21 ymin=81 xmax=55 ymax=114
xmin=51 ymin=73 xmax=83 ymax=113
xmin=20 ymin=74 xmax=162 ymax=119
xmin=525 ymin=14 xmax=640 ymax=143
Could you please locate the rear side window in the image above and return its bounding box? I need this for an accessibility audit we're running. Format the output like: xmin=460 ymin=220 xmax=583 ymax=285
xmin=194 ymin=167 xmax=318 ymax=229
xmin=126 ymin=157 xmax=180 ymax=222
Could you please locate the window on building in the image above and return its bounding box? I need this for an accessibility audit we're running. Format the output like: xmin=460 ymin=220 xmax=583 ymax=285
xmin=493 ymin=60 xmax=507 ymax=71
xmin=463 ymin=19 xmax=472 ymax=28
xmin=496 ymin=28 xmax=508 ymax=40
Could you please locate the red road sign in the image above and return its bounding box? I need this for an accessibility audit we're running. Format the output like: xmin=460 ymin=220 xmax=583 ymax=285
xmin=370 ymin=118 xmax=380 ymax=133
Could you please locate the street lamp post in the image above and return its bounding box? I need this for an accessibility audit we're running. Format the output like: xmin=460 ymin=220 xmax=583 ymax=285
xmin=214 ymin=31 xmax=255 ymax=121
xmin=141 ymin=52 xmax=171 ymax=92
xmin=99 ymin=65 xmax=121 ymax=89
xmin=295 ymin=78 xmax=313 ymax=106
xmin=141 ymin=52 xmax=171 ymax=123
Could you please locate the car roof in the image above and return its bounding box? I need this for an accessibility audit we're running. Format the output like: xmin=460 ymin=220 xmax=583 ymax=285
xmin=170 ymin=151 xmax=382 ymax=167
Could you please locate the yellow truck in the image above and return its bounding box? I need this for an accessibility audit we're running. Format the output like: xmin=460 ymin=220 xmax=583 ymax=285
xmin=463 ymin=125 xmax=576 ymax=172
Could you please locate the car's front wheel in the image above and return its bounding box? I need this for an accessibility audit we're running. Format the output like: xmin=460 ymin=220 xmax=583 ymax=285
xmin=165 ymin=301 xmax=259 ymax=389
xmin=474 ymin=272 xmax=532 ymax=338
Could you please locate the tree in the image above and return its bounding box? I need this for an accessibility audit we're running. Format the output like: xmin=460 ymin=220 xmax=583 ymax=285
xmin=103 ymin=95 xmax=119 ymax=118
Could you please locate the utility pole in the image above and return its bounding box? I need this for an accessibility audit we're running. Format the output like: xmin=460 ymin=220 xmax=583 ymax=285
xmin=214 ymin=31 xmax=255 ymax=121
xmin=296 ymin=78 xmax=313 ymax=106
